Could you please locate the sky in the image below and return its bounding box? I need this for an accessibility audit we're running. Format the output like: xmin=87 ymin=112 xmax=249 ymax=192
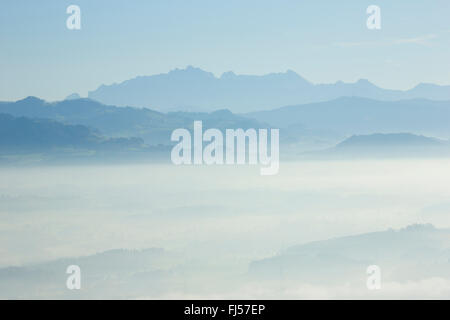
xmin=0 ymin=0 xmax=449 ymax=101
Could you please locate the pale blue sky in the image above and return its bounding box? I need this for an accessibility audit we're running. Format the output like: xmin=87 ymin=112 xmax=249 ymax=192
xmin=0 ymin=0 xmax=449 ymax=101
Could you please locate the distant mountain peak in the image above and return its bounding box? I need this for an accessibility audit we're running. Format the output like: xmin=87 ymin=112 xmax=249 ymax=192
xmin=18 ymin=96 xmax=45 ymax=104
xmin=210 ymin=109 xmax=233 ymax=116
xmin=414 ymin=82 xmax=446 ymax=88
xmin=167 ymin=66 xmax=215 ymax=78
xmin=355 ymin=78 xmax=374 ymax=86
xmin=65 ymin=93 xmax=81 ymax=100
xmin=285 ymin=69 xmax=301 ymax=77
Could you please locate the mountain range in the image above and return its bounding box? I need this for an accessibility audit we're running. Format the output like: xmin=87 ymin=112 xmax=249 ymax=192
xmin=248 ymin=97 xmax=450 ymax=138
xmin=0 ymin=97 xmax=266 ymax=146
xmin=2 ymin=94 xmax=450 ymax=160
xmin=87 ymin=66 xmax=450 ymax=113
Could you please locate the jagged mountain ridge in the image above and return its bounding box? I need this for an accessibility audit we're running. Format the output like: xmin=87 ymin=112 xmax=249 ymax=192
xmin=87 ymin=66 xmax=450 ymax=112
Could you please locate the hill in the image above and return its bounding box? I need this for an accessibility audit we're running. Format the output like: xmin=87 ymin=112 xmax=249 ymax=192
xmin=249 ymin=224 xmax=450 ymax=286
xmin=0 ymin=113 xmax=144 ymax=152
xmin=247 ymin=97 xmax=450 ymax=138
xmin=0 ymin=97 xmax=266 ymax=145
xmin=337 ymin=133 xmax=445 ymax=148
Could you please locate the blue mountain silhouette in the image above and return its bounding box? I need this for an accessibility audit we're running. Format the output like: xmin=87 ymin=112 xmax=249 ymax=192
xmin=0 ymin=97 xmax=266 ymax=146
xmin=248 ymin=97 xmax=450 ymax=138
xmin=87 ymin=66 xmax=450 ymax=112
xmin=0 ymin=113 xmax=144 ymax=152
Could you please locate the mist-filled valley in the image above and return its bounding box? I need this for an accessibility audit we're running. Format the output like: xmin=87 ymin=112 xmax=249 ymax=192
xmin=1 ymin=159 xmax=450 ymax=299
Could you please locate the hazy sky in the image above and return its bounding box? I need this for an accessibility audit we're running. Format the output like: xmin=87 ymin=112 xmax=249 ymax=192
xmin=0 ymin=0 xmax=449 ymax=101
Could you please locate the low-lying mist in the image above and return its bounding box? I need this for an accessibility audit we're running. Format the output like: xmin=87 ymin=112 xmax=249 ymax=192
xmin=1 ymin=159 xmax=450 ymax=298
